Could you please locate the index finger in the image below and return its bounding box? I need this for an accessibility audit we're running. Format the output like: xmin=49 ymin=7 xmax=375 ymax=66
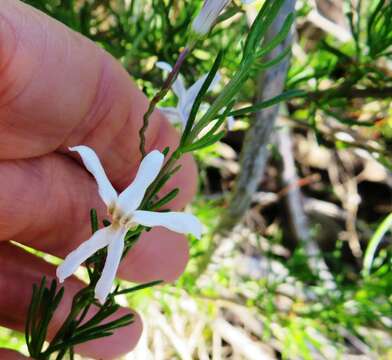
xmin=0 ymin=0 xmax=195 ymax=196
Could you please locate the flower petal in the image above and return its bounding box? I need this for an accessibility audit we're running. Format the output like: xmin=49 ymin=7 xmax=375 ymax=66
xmin=187 ymin=73 xmax=221 ymax=108
xmin=183 ymin=72 xmax=221 ymax=122
xmin=192 ymin=0 xmax=230 ymax=35
xmin=156 ymin=61 xmax=186 ymax=101
xmin=56 ymin=227 xmax=111 ymax=283
xmin=159 ymin=106 xmax=182 ymax=125
xmin=133 ymin=210 xmax=203 ymax=239
xmin=226 ymin=115 xmax=235 ymax=131
xmin=69 ymin=146 xmax=118 ymax=207
xmin=177 ymin=106 xmax=190 ymax=129
xmin=94 ymin=227 xmax=127 ymax=304
xmin=155 ymin=61 xmax=172 ymax=73
xmin=118 ymin=150 xmax=164 ymax=213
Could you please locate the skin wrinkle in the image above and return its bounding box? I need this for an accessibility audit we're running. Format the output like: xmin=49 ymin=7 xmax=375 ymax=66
xmin=0 ymin=155 xmax=96 ymax=251
xmin=0 ymin=161 xmax=37 ymax=240
xmin=0 ymin=17 xmax=20 ymax=107
xmin=0 ymin=7 xmax=48 ymax=111
xmin=0 ymin=15 xmax=19 ymax=90
xmin=62 ymin=53 xmax=114 ymax=147
xmin=32 ymin=157 xmax=102 ymax=255
xmin=28 ymin=156 xmax=66 ymax=250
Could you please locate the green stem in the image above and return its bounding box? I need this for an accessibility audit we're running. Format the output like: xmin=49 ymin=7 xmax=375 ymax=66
xmin=188 ymin=60 xmax=252 ymax=140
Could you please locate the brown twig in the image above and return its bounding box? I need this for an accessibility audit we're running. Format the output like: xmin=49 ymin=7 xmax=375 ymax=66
xmin=139 ymin=48 xmax=190 ymax=156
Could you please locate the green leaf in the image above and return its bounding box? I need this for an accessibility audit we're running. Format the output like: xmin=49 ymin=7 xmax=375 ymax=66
xmin=151 ymin=189 xmax=180 ymax=210
xmin=181 ymin=51 xmax=224 ymax=145
xmin=113 ymin=280 xmax=163 ymax=296
xmin=162 ymin=146 xmax=170 ymax=156
xmin=256 ymin=13 xmax=294 ymax=58
xmin=90 ymin=208 xmax=99 ymax=233
xmin=206 ymin=100 xmax=236 ymax=135
xmin=254 ymin=45 xmax=292 ymax=71
xmin=243 ymin=0 xmax=285 ymax=60
xmin=363 ymin=212 xmax=392 ymax=276
xmin=228 ymin=89 xmax=306 ymax=118
xmin=182 ymin=131 xmax=226 ymax=153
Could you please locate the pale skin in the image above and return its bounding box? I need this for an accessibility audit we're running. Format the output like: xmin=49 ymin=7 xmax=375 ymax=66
xmin=0 ymin=1 xmax=197 ymax=359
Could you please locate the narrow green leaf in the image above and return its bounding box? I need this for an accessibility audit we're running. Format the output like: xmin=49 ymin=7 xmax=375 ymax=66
xmin=151 ymin=189 xmax=180 ymax=210
xmin=254 ymin=45 xmax=291 ymax=71
xmin=181 ymin=51 xmax=224 ymax=145
xmin=162 ymin=146 xmax=170 ymax=156
xmin=182 ymin=131 xmax=226 ymax=153
xmin=256 ymin=13 xmax=294 ymax=58
xmin=205 ymin=100 xmax=236 ymax=136
xmin=113 ymin=280 xmax=163 ymax=296
xmin=363 ymin=213 xmax=392 ymax=276
xmin=90 ymin=208 xmax=99 ymax=233
xmin=228 ymin=89 xmax=305 ymax=118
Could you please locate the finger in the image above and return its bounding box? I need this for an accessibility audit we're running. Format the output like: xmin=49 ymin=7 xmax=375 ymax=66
xmin=0 ymin=242 xmax=142 ymax=359
xmin=0 ymin=154 xmax=189 ymax=282
xmin=118 ymin=227 xmax=189 ymax=283
xmin=0 ymin=0 xmax=157 ymax=163
xmin=0 ymin=349 xmax=29 ymax=360
xmin=0 ymin=1 xmax=195 ymax=192
xmin=0 ymin=0 xmax=197 ymax=211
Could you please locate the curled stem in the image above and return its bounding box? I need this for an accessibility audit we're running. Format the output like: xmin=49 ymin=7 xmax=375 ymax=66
xmin=139 ymin=48 xmax=190 ymax=157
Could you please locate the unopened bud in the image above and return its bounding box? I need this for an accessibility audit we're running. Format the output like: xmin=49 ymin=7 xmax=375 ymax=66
xmin=191 ymin=0 xmax=230 ymax=36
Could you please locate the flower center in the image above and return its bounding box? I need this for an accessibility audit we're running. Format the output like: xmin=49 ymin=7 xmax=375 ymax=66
xmin=110 ymin=205 xmax=135 ymax=229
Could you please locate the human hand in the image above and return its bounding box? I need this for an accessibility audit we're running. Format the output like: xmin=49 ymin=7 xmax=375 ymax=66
xmin=0 ymin=1 xmax=197 ymax=359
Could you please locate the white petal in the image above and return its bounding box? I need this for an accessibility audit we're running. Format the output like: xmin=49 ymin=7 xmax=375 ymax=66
xmin=173 ymin=78 xmax=187 ymax=101
xmin=184 ymin=73 xmax=221 ymax=118
xmin=192 ymin=0 xmax=230 ymax=35
xmin=69 ymin=146 xmax=117 ymax=207
xmin=156 ymin=61 xmax=173 ymax=73
xmin=118 ymin=150 xmax=165 ymax=213
xmin=242 ymin=0 xmax=256 ymax=4
xmin=56 ymin=227 xmax=111 ymax=283
xmin=156 ymin=61 xmax=186 ymax=101
xmin=133 ymin=210 xmax=203 ymax=239
xmin=226 ymin=115 xmax=235 ymax=131
xmin=159 ymin=107 xmax=183 ymax=125
xmin=94 ymin=227 xmax=126 ymax=304
xmin=177 ymin=105 xmax=190 ymax=129
xmin=185 ymin=74 xmax=207 ymax=108
xmin=209 ymin=73 xmax=222 ymax=92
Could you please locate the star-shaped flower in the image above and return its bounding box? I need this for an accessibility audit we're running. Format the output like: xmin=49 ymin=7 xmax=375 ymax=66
xmin=57 ymin=146 xmax=202 ymax=304
xmin=157 ymin=62 xmax=235 ymax=130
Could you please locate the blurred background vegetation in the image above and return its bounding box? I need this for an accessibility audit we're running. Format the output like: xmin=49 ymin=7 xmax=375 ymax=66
xmin=3 ymin=0 xmax=391 ymax=358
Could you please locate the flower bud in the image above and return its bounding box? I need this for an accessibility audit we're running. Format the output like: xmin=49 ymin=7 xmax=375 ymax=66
xmin=191 ymin=0 xmax=230 ymax=36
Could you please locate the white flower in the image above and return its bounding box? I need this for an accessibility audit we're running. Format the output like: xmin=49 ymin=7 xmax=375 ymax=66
xmin=57 ymin=146 xmax=202 ymax=304
xmin=157 ymin=62 xmax=235 ymax=131
xmin=192 ymin=0 xmax=231 ymax=36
